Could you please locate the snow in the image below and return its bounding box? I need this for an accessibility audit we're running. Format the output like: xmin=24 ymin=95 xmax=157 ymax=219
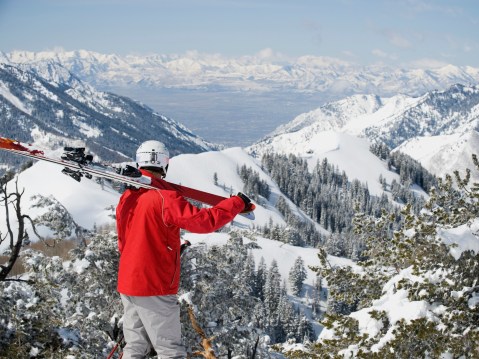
xmin=438 ymin=219 xmax=479 ymax=260
xmin=29 ymin=347 xmax=40 ymax=357
xmin=320 ymin=266 xmax=430 ymax=352
xmin=397 ymin=130 xmax=479 ymax=181
xmin=250 ymin=131 xmax=400 ymax=197
xmin=0 ymin=146 xmax=288 ymax=250
xmin=72 ymin=258 xmax=90 ymax=274
xmin=0 ymin=81 xmax=32 ymax=115
xmin=71 ymin=118 xmax=102 ymax=138
xmin=10 ymin=160 xmax=118 ymax=229
xmin=168 ymin=147 xmax=287 ymax=227
xmin=182 ymin=232 xmax=355 ymax=288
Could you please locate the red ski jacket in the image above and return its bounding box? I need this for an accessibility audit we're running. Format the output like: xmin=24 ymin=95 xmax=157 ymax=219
xmin=116 ymin=171 xmax=245 ymax=296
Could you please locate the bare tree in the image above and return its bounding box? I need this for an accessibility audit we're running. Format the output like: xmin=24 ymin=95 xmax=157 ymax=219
xmin=0 ymin=177 xmax=38 ymax=282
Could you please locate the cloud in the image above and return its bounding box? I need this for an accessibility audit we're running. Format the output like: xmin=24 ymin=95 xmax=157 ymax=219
xmin=371 ymin=49 xmax=398 ymax=60
xmin=384 ymin=30 xmax=411 ymax=49
xmin=367 ymin=21 xmax=413 ymax=50
xmin=247 ymin=48 xmax=290 ymax=63
xmin=444 ymin=35 xmax=477 ymax=54
xmin=408 ymin=58 xmax=448 ymax=69
xmin=395 ymin=0 xmax=463 ymax=17
xmin=341 ymin=50 xmax=356 ymax=58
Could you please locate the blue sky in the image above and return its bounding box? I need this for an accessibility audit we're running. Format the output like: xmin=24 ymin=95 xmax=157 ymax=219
xmin=0 ymin=0 xmax=477 ymax=67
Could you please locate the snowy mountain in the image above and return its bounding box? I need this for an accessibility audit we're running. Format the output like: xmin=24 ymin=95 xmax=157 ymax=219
xmin=3 ymin=50 xmax=479 ymax=147
xmin=0 ymin=62 xmax=215 ymax=172
xmin=2 ymin=50 xmax=479 ymax=97
xmin=249 ymin=84 xmax=479 ymax=179
xmin=3 ymin=56 xmax=478 ymax=356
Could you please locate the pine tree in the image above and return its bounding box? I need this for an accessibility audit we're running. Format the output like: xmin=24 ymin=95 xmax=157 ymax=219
xmin=288 ymin=256 xmax=307 ymax=296
xmin=264 ymin=260 xmax=282 ymax=316
xmin=179 ymin=235 xmax=271 ymax=358
xmin=286 ymin=157 xmax=479 ymax=358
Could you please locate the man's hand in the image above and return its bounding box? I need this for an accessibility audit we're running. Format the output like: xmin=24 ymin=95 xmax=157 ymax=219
xmin=180 ymin=240 xmax=191 ymax=256
xmin=236 ymin=192 xmax=255 ymax=213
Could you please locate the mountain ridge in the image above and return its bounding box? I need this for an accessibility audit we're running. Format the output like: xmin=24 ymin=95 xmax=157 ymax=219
xmin=2 ymin=49 xmax=479 ymax=97
xmin=249 ymin=84 xmax=479 ymax=179
xmin=0 ymin=62 xmax=216 ymax=172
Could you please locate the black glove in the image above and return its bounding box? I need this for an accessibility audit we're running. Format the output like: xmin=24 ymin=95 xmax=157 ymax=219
xmin=236 ymin=192 xmax=251 ymax=210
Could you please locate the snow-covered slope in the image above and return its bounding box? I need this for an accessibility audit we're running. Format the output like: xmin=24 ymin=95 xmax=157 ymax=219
xmin=0 ymin=147 xmax=288 ymax=245
xmin=250 ymin=84 xmax=479 ymax=180
xmin=250 ymin=131 xmax=399 ymax=197
xmin=0 ymin=62 xmax=215 ymax=171
xmin=167 ymin=147 xmax=288 ymax=227
xmin=396 ymin=130 xmax=479 ymax=181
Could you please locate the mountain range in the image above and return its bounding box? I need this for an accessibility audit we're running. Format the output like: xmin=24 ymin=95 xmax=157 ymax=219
xmin=2 ymin=55 xmax=479 ymax=184
xmin=0 ymin=62 xmax=214 ymax=172
xmin=3 ymin=49 xmax=479 ymax=147
xmin=2 ymin=50 xmax=479 ymax=96
xmin=249 ymin=84 xmax=479 ymax=180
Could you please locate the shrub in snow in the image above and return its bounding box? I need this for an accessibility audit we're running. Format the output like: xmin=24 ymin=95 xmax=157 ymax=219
xmin=282 ymin=159 xmax=479 ymax=358
xmin=0 ymin=231 xmax=122 ymax=358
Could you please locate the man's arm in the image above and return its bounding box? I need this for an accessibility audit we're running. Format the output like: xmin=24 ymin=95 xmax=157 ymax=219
xmin=161 ymin=191 xmax=247 ymax=233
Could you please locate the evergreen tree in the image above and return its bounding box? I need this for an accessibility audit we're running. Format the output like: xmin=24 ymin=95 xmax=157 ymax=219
xmin=288 ymin=256 xmax=308 ymax=296
xmin=264 ymin=260 xmax=282 ymax=316
xmin=283 ymin=157 xmax=479 ymax=358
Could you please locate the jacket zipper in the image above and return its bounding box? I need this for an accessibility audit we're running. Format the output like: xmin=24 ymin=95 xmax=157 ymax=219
xmin=170 ymin=249 xmax=179 ymax=288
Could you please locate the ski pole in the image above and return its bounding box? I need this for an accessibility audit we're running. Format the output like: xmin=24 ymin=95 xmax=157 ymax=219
xmin=106 ymin=334 xmax=124 ymax=359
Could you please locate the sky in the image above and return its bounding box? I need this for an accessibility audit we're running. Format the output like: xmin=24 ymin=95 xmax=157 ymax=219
xmin=0 ymin=0 xmax=478 ymax=67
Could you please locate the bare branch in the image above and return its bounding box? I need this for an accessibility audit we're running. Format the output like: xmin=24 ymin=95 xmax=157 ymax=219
xmin=188 ymin=306 xmax=217 ymax=359
xmin=0 ymin=178 xmax=31 ymax=281
xmin=1 ymin=277 xmax=34 ymax=284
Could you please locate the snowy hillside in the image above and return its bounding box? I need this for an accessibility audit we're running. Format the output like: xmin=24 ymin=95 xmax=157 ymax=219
xmin=250 ymin=84 xmax=479 ymax=179
xmin=0 ymin=62 xmax=215 ymax=172
xmin=396 ymin=130 xmax=479 ymax=181
xmin=0 ymin=146 xmax=348 ymax=297
xmin=0 ymin=147 xmax=286 ymax=244
xmin=251 ymin=131 xmax=400 ymax=197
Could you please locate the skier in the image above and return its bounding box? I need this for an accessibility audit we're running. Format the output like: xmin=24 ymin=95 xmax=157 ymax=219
xmin=116 ymin=140 xmax=251 ymax=358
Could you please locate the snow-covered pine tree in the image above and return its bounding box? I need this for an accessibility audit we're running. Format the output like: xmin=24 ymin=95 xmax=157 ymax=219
xmin=253 ymin=256 xmax=267 ymax=300
xmin=264 ymin=260 xmax=282 ymax=317
xmin=283 ymin=157 xmax=479 ymax=358
xmin=0 ymin=228 xmax=122 ymax=358
xmin=288 ymin=256 xmax=307 ymax=296
xmin=179 ymin=235 xmax=271 ymax=358
xmin=60 ymin=229 xmax=122 ymax=357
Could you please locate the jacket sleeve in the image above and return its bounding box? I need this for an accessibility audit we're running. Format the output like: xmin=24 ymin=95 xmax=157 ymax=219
xmin=161 ymin=191 xmax=245 ymax=233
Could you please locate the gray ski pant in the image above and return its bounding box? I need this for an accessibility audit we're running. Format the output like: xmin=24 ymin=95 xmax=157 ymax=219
xmin=120 ymin=294 xmax=187 ymax=359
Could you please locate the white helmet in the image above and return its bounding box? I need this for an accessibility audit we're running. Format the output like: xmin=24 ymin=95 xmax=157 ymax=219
xmin=136 ymin=140 xmax=169 ymax=175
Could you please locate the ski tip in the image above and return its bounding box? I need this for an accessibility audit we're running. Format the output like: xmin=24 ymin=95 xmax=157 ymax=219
xmin=0 ymin=137 xmax=44 ymax=155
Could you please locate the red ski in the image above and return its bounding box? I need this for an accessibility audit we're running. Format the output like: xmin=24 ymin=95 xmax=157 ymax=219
xmin=0 ymin=137 xmax=255 ymax=219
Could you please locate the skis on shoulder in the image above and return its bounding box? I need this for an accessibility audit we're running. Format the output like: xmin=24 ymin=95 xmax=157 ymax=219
xmin=0 ymin=137 xmax=255 ymax=219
